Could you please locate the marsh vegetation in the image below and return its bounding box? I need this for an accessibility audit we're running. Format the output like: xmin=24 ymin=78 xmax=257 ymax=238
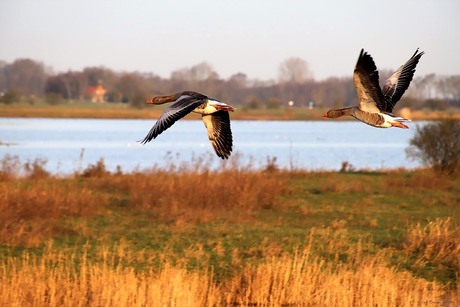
xmin=1 ymin=156 xmax=459 ymax=305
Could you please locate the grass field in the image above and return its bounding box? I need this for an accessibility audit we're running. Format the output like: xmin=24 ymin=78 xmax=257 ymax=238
xmin=0 ymin=156 xmax=459 ymax=306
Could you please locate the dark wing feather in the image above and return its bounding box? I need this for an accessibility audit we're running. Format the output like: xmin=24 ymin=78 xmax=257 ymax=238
xmin=202 ymin=111 xmax=233 ymax=159
xmin=353 ymin=49 xmax=386 ymax=113
xmin=381 ymin=49 xmax=424 ymax=112
xmin=140 ymin=97 xmax=204 ymax=144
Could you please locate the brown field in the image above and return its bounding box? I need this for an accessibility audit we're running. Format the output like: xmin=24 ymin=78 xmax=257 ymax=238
xmin=1 ymin=102 xmax=460 ymax=121
xmin=0 ymin=157 xmax=459 ymax=306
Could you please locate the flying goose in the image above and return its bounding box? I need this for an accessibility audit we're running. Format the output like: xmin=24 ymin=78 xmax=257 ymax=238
xmin=323 ymin=48 xmax=424 ymax=128
xmin=140 ymin=91 xmax=235 ymax=159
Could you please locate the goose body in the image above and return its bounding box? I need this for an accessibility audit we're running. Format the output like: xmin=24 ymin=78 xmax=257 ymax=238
xmin=140 ymin=91 xmax=235 ymax=159
xmin=323 ymin=48 xmax=424 ymax=128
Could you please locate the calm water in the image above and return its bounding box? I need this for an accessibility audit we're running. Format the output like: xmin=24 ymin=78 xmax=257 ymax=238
xmin=0 ymin=118 xmax=424 ymax=174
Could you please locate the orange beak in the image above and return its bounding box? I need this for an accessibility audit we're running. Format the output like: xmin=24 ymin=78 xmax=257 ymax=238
xmin=216 ymin=105 xmax=235 ymax=112
xmin=146 ymin=99 xmax=154 ymax=104
xmin=322 ymin=113 xmax=328 ymax=118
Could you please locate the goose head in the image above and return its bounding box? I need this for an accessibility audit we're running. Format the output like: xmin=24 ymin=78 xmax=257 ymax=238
xmin=322 ymin=109 xmax=346 ymax=118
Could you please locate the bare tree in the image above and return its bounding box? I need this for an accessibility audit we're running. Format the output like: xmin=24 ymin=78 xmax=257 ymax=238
xmin=2 ymin=59 xmax=47 ymax=96
xmin=407 ymin=120 xmax=460 ymax=175
xmin=278 ymin=57 xmax=313 ymax=84
xmin=438 ymin=75 xmax=460 ymax=100
xmin=228 ymin=72 xmax=248 ymax=88
xmin=171 ymin=62 xmax=218 ymax=81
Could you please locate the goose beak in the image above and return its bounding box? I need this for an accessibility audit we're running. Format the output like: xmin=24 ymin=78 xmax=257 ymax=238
xmin=322 ymin=113 xmax=328 ymax=117
xmin=212 ymin=102 xmax=236 ymax=112
xmin=217 ymin=105 xmax=235 ymax=112
xmin=146 ymin=99 xmax=154 ymax=104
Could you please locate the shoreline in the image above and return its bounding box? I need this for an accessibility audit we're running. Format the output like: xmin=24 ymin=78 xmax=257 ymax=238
xmin=1 ymin=103 xmax=459 ymax=121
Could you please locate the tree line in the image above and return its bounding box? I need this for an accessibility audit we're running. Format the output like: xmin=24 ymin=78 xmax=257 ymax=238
xmin=1 ymin=58 xmax=459 ymax=110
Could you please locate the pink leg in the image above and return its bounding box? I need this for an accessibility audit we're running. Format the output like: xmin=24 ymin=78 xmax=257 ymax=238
xmin=391 ymin=122 xmax=409 ymax=129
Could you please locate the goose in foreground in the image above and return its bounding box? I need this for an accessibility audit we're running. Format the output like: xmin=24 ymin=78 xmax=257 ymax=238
xmin=323 ymin=48 xmax=424 ymax=128
xmin=140 ymin=91 xmax=235 ymax=159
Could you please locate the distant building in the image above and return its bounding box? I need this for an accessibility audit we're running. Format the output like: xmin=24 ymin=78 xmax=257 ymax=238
xmin=85 ymin=85 xmax=107 ymax=103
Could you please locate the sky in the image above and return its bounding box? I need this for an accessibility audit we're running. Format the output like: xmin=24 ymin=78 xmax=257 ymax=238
xmin=1 ymin=0 xmax=459 ymax=81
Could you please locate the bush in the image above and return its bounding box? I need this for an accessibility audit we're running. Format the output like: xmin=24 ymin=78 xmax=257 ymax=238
xmin=80 ymin=158 xmax=111 ymax=177
xmin=406 ymin=120 xmax=460 ymax=175
xmin=24 ymin=158 xmax=50 ymax=180
xmin=45 ymin=93 xmax=62 ymax=105
xmin=0 ymin=89 xmax=21 ymax=104
xmin=0 ymin=155 xmax=21 ymax=181
xmin=266 ymin=97 xmax=282 ymax=109
xmin=423 ymin=98 xmax=448 ymax=111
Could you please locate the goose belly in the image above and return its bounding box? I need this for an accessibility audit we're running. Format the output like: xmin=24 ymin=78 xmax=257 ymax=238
xmin=193 ymin=102 xmax=219 ymax=115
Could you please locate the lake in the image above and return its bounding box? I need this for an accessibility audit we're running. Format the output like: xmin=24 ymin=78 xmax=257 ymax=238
xmin=0 ymin=118 xmax=424 ymax=174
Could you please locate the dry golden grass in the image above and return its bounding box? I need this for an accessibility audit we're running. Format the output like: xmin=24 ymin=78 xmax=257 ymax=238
xmin=0 ymin=242 xmax=219 ymax=306
xmin=0 ymin=179 xmax=109 ymax=246
xmin=0 ymin=157 xmax=285 ymax=245
xmin=225 ymin=250 xmax=447 ymax=306
xmin=125 ymin=169 xmax=284 ymax=223
xmin=1 ymin=227 xmax=458 ymax=307
xmin=386 ymin=170 xmax=454 ymax=191
xmin=404 ymin=218 xmax=460 ymax=275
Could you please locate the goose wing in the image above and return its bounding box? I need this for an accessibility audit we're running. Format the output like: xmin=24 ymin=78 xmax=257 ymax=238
xmin=140 ymin=96 xmax=204 ymax=144
xmin=202 ymin=111 xmax=233 ymax=159
xmin=353 ymin=49 xmax=385 ymax=113
xmin=381 ymin=49 xmax=424 ymax=112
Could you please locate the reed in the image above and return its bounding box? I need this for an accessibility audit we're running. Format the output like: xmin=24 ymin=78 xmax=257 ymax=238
xmin=0 ymin=231 xmax=457 ymax=306
xmin=0 ymin=156 xmax=285 ymax=245
xmin=0 ymin=178 xmax=109 ymax=246
xmin=403 ymin=217 xmax=460 ymax=283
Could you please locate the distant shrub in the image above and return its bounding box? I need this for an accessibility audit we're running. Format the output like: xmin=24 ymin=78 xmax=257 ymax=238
xmin=406 ymin=120 xmax=460 ymax=175
xmin=81 ymin=158 xmax=111 ymax=177
xmin=423 ymin=98 xmax=448 ymax=111
xmin=263 ymin=156 xmax=279 ymax=173
xmin=339 ymin=161 xmax=355 ymax=173
xmin=0 ymin=89 xmax=21 ymax=104
xmin=24 ymin=158 xmax=50 ymax=180
xmin=45 ymin=93 xmax=62 ymax=105
xmin=0 ymin=155 xmax=21 ymax=180
xmin=266 ymin=97 xmax=282 ymax=109
xmin=246 ymin=97 xmax=262 ymax=110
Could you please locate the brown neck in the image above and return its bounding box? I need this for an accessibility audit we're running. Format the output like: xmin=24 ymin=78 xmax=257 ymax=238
xmin=151 ymin=93 xmax=183 ymax=104
xmin=150 ymin=91 xmax=206 ymax=104
xmin=328 ymin=107 xmax=355 ymax=118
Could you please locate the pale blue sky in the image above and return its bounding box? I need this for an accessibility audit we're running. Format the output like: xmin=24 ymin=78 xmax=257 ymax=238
xmin=1 ymin=0 xmax=459 ymax=80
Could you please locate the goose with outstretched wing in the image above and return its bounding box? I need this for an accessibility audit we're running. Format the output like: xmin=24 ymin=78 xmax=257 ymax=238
xmin=140 ymin=91 xmax=235 ymax=159
xmin=323 ymin=48 xmax=424 ymax=128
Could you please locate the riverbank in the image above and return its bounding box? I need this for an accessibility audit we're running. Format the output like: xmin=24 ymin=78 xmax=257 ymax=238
xmin=1 ymin=102 xmax=459 ymax=121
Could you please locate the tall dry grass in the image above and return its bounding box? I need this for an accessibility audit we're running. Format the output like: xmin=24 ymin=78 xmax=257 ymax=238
xmin=0 ymin=156 xmax=285 ymax=245
xmin=125 ymin=169 xmax=284 ymax=223
xmin=0 ymin=242 xmax=219 ymax=306
xmin=1 ymin=226 xmax=457 ymax=307
xmin=224 ymin=250 xmax=447 ymax=306
xmin=403 ymin=217 xmax=460 ymax=283
xmin=70 ymin=154 xmax=286 ymax=224
xmin=0 ymin=173 xmax=110 ymax=246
